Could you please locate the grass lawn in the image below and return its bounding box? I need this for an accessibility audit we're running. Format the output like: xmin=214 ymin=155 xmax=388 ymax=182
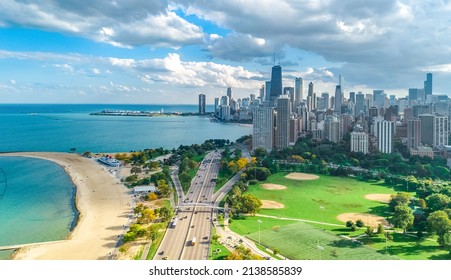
xmin=229 ymin=215 xmax=298 ymax=236
xmin=146 ymin=222 xmax=169 ymax=260
xmin=209 ymin=227 xmax=230 ymax=260
xmin=246 ymin=221 xmax=398 ymax=260
xmin=214 ymin=169 xmax=235 ymax=193
xmin=248 ymin=173 xmax=399 ymax=224
xmin=367 ymin=232 xmax=451 ymax=260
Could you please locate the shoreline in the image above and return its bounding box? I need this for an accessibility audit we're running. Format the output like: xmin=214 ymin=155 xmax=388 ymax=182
xmin=0 ymin=152 xmax=132 ymax=260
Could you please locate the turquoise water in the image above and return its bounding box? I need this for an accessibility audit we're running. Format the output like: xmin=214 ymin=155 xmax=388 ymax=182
xmin=0 ymin=104 xmax=251 ymax=153
xmin=0 ymin=156 xmax=78 ymax=259
xmin=0 ymin=104 xmax=251 ymax=259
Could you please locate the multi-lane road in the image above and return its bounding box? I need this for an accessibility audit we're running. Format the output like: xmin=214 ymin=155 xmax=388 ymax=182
xmin=154 ymin=150 xmax=222 ymax=260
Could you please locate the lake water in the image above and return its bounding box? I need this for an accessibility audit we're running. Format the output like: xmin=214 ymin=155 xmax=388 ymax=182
xmin=0 ymin=104 xmax=251 ymax=259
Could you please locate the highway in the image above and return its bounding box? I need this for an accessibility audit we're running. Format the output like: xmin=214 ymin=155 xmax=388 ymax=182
xmin=154 ymin=150 xmax=221 ymax=260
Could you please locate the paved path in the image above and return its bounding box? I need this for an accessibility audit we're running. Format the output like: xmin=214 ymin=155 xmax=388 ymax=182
xmin=253 ymin=214 xmax=346 ymax=228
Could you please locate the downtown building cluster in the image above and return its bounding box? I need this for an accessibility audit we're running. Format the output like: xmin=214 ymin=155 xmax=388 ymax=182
xmin=251 ymin=65 xmax=450 ymax=159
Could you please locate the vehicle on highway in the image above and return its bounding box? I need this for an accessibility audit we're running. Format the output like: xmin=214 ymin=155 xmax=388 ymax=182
xmin=191 ymin=237 xmax=196 ymax=246
xmin=159 ymin=251 xmax=164 ymax=255
xmin=194 ymin=211 xmax=197 ymax=214
xmin=162 ymin=256 xmax=169 ymax=260
xmin=191 ymin=225 xmax=195 ymax=228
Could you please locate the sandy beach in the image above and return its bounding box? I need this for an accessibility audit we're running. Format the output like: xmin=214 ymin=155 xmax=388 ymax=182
xmin=0 ymin=152 xmax=132 ymax=260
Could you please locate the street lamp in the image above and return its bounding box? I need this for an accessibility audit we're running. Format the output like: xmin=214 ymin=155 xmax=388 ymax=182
xmin=317 ymin=241 xmax=324 ymax=260
xmin=319 ymin=206 xmax=325 ymax=229
xmin=257 ymin=220 xmax=263 ymax=246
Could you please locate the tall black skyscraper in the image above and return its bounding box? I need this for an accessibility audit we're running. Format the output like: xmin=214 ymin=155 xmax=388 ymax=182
xmin=270 ymin=65 xmax=282 ymax=104
xmin=424 ymin=73 xmax=432 ymax=98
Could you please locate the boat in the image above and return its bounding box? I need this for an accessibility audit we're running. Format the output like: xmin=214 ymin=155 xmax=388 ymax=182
xmin=97 ymin=155 xmax=121 ymax=167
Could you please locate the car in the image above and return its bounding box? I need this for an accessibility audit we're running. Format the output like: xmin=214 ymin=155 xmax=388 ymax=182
xmin=162 ymin=256 xmax=169 ymax=260
xmin=191 ymin=225 xmax=195 ymax=228
xmin=203 ymin=236 xmax=208 ymax=240
xmin=194 ymin=211 xmax=197 ymax=214
xmin=159 ymin=251 xmax=164 ymax=255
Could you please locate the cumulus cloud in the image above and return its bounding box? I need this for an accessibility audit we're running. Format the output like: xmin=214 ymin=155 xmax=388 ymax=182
xmin=204 ymin=33 xmax=277 ymax=61
xmin=0 ymin=0 xmax=203 ymax=48
xmin=177 ymin=0 xmax=451 ymax=90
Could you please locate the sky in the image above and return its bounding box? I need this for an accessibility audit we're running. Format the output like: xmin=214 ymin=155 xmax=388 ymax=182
xmin=1 ymin=0 xmax=451 ymax=104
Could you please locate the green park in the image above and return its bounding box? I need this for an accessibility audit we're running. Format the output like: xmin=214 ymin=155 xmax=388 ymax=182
xmin=228 ymin=172 xmax=451 ymax=260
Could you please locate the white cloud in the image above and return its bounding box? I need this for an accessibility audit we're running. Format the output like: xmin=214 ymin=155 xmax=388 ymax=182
xmin=0 ymin=0 xmax=203 ymax=48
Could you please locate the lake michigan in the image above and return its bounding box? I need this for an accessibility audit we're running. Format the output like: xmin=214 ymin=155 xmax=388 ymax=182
xmin=0 ymin=104 xmax=252 ymax=259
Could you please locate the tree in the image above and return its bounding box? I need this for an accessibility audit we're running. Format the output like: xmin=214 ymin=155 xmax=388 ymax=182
xmin=377 ymin=224 xmax=385 ymax=235
xmin=356 ymin=219 xmax=365 ymax=228
xmin=389 ymin=192 xmax=412 ymax=212
xmin=444 ymin=232 xmax=451 ymax=254
xmin=158 ymin=205 xmax=174 ymax=222
xmin=427 ymin=210 xmax=451 ymax=246
xmin=393 ymin=205 xmax=414 ymax=234
xmin=239 ymin=194 xmax=262 ymax=215
xmin=365 ymin=226 xmax=374 ymax=237
xmin=157 ymin=179 xmax=172 ymax=198
xmin=147 ymin=192 xmax=158 ymax=201
xmin=236 ymin=157 xmax=249 ymax=170
xmin=139 ymin=208 xmax=156 ymax=224
xmin=426 ymin=194 xmax=450 ymax=212
xmin=346 ymin=220 xmax=355 ymax=228
xmin=130 ymin=166 xmax=142 ymax=175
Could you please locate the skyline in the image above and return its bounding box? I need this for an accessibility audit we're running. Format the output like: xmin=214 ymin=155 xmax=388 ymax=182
xmin=1 ymin=1 xmax=451 ymax=104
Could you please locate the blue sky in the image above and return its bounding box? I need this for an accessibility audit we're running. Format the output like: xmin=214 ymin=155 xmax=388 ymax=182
xmin=0 ymin=0 xmax=451 ymax=104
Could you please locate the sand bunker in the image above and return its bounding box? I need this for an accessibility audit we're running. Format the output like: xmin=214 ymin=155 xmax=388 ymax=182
xmin=337 ymin=213 xmax=390 ymax=227
xmin=262 ymin=183 xmax=287 ymax=190
xmin=364 ymin=194 xmax=392 ymax=203
xmin=284 ymin=172 xmax=319 ymax=180
xmin=261 ymin=200 xmax=285 ymax=209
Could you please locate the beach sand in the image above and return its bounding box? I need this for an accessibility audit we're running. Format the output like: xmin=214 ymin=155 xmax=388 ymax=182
xmin=0 ymin=152 xmax=132 ymax=260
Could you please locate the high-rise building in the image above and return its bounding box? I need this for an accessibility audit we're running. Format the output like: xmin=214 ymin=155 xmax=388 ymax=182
xmin=289 ymin=116 xmax=299 ymax=144
xmin=198 ymin=94 xmax=206 ymax=115
xmin=307 ymin=82 xmax=316 ymax=112
xmin=253 ymin=107 xmax=274 ymax=152
xmin=355 ymin=92 xmax=365 ymax=117
xmin=214 ymin=98 xmax=219 ymax=113
xmin=334 ymin=85 xmax=342 ymax=114
xmin=295 ymin=77 xmax=303 ymax=108
xmin=413 ymin=104 xmax=432 ymax=117
xmin=434 ymin=115 xmax=448 ymax=146
xmin=227 ymin=87 xmax=233 ymax=100
xmin=374 ymin=118 xmax=394 ymax=153
xmin=259 ymin=85 xmax=265 ymax=101
xmin=275 ymin=95 xmax=291 ymax=150
xmin=408 ymin=88 xmax=424 ymax=102
xmin=270 ymin=65 xmax=282 ymax=105
xmin=284 ymin=87 xmax=295 ymax=111
xmin=324 ymin=115 xmax=340 ymax=143
xmin=349 ymin=92 xmax=356 ymax=103
xmin=350 ymin=132 xmax=369 ymax=154
xmin=373 ymin=90 xmax=385 ymax=108
xmin=220 ymin=95 xmax=229 ymax=106
xmin=407 ymin=118 xmax=421 ymax=149
xmin=424 ymin=73 xmax=432 ymax=98
xmin=264 ymin=81 xmax=271 ymax=104
xmin=422 ymin=115 xmax=449 ymax=147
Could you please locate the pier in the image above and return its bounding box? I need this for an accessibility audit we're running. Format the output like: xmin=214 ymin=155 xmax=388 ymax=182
xmin=0 ymin=240 xmax=66 ymax=251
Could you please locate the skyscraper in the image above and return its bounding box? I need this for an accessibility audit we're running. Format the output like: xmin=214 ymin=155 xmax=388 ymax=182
xmin=253 ymin=107 xmax=274 ymax=152
xmin=350 ymin=132 xmax=369 ymax=154
xmin=307 ymin=82 xmax=316 ymax=112
xmin=198 ymin=94 xmax=206 ymax=115
xmin=421 ymin=114 xmax=449 ymax=147
xmin=264 ymin=81 xmax=271 ymax=104
xmin=407 ymin=118 xmax=421 ymax=149
xmin=355 ymin=92 xmax=365 ymax=117
xmin=227 ymin=87 xmax=232 ymax=100
xmin=424 ymin=73 xmax=432 ymax=98
xmin=374 ymin=118 xmax=394 ymax=153
xmin=349 ymin=92 xmax=356 ymax=103
xmin=270 ymin=65 xmax=282 ymax=105
xmin=295 ymin=77 xmax=303 ymax=108
xmin=275 ymin=95 xmax=291 ymax=150
xmin=334 ymin=85 xmax=342 ymax=114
